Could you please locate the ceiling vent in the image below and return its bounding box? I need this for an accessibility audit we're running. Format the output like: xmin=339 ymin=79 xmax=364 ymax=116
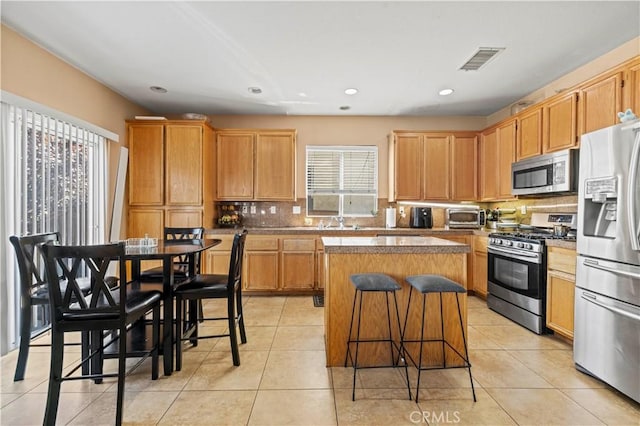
xmin=459 ymin=47 xmax=505 ymax=71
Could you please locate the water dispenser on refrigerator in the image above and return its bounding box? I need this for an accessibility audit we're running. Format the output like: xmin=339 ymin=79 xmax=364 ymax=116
xmin=582 ymin=176 xmax=618 ymax=238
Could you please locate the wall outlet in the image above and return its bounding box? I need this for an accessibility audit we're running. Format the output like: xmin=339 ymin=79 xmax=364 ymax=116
xmin=242 ymin=205 xmax=248 ymax=214
xmin=250 ymin=205 xmax=257 ymax=214
xmin=292 ymin=205 xmax=301 ymax=214
xmin=270 ymin=206 xmax=277 ymax=214
xmin=398 ymin=206 xmax=405 ymax=216
xmin=520 ymin=205 xmax=527 ymax=215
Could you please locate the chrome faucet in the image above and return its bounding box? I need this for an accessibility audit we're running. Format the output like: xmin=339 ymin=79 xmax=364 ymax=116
xmin=326 ymin=216 xmax=345 ymax=229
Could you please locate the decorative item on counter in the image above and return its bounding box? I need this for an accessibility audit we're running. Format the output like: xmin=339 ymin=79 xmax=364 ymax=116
xmin=217 ymin=204 xmax=242 ymax=227
xmin=617 ymin=108 xmax=637 ymax=123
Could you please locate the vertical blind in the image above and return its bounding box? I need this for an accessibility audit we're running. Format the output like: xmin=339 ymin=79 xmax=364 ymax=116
xmin=8 ymin=104 xmax=107 ymax=244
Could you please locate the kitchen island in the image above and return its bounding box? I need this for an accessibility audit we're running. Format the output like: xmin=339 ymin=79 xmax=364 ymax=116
xmin=322 ymin=236 xmax=470 ymax=367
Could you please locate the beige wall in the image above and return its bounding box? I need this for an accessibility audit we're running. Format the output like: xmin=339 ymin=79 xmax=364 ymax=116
xmin=487 ymin=36 xmax=640 ymax=126
xmin=1 ymin=24 xmax=149 ymax=238
xmin=206 ymin=115 xmax=486 ymax=200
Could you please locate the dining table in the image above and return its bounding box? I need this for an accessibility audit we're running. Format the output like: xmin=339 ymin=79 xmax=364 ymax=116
xmin=125 ymin=238 xmax=221 ymax=375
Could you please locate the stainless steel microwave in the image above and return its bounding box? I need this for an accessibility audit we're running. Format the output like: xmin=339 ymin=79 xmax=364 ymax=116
xmin=511 ymin=149 xmax=579 ymax=196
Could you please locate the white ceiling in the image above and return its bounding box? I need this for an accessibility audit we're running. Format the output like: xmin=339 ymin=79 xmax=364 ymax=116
xmin=2 ymin=1 xmax=639 ymax=117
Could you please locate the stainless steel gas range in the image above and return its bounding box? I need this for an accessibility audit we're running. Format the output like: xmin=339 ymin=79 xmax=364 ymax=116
xmin=487 ymin=212 xmax=577 ymax=334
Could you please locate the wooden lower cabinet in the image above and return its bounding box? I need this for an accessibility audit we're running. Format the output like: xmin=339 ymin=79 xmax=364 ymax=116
xmin=472 ymin=236 xmax=488 ymax=297
xmin=281 ymin=238 xmax=316 ymax=290
xmin=244 ymin=236 xmax=279 ymax=291
xmin=546 ymin=246 xmax=577 ymax=339
xmin=202 ymin=234 xmax=234 ymax=275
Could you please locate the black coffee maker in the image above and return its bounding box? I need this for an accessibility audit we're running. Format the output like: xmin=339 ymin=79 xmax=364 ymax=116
xmin=410 ymin=207 xmax=433 ymax=228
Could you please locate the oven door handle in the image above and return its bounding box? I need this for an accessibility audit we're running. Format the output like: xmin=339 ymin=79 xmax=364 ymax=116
xmin=488 ymin=246 xmax=541 ymax=263
xmin=583 ymin=258 xmax=640 ymax=280
xmin=581 ymin=292 xmax=640 ymax=322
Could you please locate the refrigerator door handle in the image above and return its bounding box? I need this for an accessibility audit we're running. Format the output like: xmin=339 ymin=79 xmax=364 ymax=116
xmin=627 ymin=128 xmax=640 ymax=251
xmin=583 ymin=258 xmax=640 ymax=280
xmin=580 ymin=292 xmax=640 ymax=322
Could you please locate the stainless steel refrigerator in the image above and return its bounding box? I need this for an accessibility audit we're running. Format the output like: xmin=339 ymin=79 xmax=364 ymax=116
xmin=575 ymin=118 xmax=640 ymax=403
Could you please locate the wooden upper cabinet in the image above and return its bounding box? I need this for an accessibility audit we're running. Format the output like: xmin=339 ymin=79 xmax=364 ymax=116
xmin=216 ymin=129 xmax=296 ymax=201
xmin=216 ymin=132 xmax=254 ymax=200
xmin=480 ymin=129 xmax=498 ymax=201
xmin=451 ymin=135 xmax=477 ymax=201
xmin=579 ymin=72 xmax=623 ymax=135
xmin=393 ymin=134 xmax=424 ymax=200
xmin=165 ymin=125 xmax=203 ymax=205
xmin=517 ymin=107 xmax=542 ymax=160
xmin=254 ymin=132 xmax=296 ymax=200
xmin=128 ymin=124 xmax=164 ymax=205
xmin=543 ymin=91 xmax=578 ymax=153
xmin=497 ymin=120 xmax=516 ymax=200
xmin=128 ymin=208 xmax=164 ymax=239
xmin=423 ymin=135 xmax=450 ymax=200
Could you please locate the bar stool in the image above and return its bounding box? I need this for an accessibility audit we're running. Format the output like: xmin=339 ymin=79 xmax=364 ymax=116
xmin=344 ymin=273 xmax=411 ymax=401
xmin=403 ymin=274 xmax=476 ymax=403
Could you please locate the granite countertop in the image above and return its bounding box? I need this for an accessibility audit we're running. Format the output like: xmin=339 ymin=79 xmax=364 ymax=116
xmin=206 ymin=227 xmax=477 ymax=236
xmin=321 ymin=236 xmax=471 ymax=254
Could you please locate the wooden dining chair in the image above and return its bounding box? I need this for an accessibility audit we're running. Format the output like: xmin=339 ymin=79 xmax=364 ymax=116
xmin=139 ymin=227 xmax=205 ymax=281
xmin=174 ymin=230 xmax=248 ymax=370
xmin=42 ymin=241 xmax=161 ymax=426
xmin=9 ymin=233 xmax=117 ymax=381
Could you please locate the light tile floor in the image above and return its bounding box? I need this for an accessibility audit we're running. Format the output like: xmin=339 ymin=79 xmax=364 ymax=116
xmin=1 ymin=295 xmax=639 ymax=425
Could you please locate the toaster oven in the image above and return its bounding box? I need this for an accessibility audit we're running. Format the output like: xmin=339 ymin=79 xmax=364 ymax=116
xmin=446 ymin=208 xmax=485 ymax=229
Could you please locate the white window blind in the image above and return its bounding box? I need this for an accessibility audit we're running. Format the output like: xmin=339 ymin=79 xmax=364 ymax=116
xmin=1 ymin=101 xmax=108 ymax=351
xmin=306 ymin=146 xmax=378 ymax=217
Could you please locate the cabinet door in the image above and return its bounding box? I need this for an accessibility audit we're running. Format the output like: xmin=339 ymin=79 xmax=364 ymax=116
xmin=497 ymin=120 xmax=516 ymax=199
xmin=281 ymin=238 xmax=316 ymax=290
xmin=544 ymin=92 xmax=578 ymax=153
xmin=517 ymin=107 xmax=542 ymax=160
xmin=480 ymin=129 xmax=498 ymax=200
xmin=203 ymin=250 xmax=232 ymax=275
xmin=244 ymin=251 xmax=279 ymax=290
xmin=579 ymin=72 xmax=623 ymax=135
xmin=472 ymin=251 xmax=488 ymax=297
xmin=451 ymin=135 xmax=477 ymax=201
xmin=254 ymin=132 xmax=296 ymax=200
xmin=217 ymin=133 xmax=254 ymax=200
xmin=128 ymin=208 xmax=163 ymax=238
xmin=165 ymin=209 xmax=202 ymax=227
xmin=394 ymin=134 xmax=424 ymax=200
xmin=546 ymin=271 xmax=575 ymax=339
xmin=439 ymin=236 xmax=471 ymax=290
xmin=423 ymin=135 xmax=450 ymax=200
xmin=165 ymin=125 xmax=202 ymax=205
xmin=128 ymin=124 xmax=164 ymax=205
xmin=316 ymin=249 xmax=325 ymax=290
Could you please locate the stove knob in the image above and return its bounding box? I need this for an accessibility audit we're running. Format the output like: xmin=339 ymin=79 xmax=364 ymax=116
xmin=515 ymin=242 xmax=524 ymax=248
xmin=495 ymin=239 xmax=502 ymax=245
xmin=524 ymin=243 xmax=533 ymax=250
xmin=504 ymin=240 xmax=512 ymax=246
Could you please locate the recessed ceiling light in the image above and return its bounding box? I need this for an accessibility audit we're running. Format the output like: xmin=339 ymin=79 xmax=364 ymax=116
xmin=339 ymin=105 xmax=351 ymax=111
xmin=438 ymin=88 xmax=454 ymax=96
xmin=248 ymin=87 xmax=262 ymax=94
xmin=149 ymin=86 xmax=167 ymax=93
xmin=344 ymin=88 xmax=358 ymax=95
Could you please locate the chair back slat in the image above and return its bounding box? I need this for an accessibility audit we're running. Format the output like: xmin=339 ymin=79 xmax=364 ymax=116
xmin=43 ymin=242 xmax=125 ymax=321
xmin=228 ymin=230 xmax=248 ymax=289
xmin=164 ymin=227 xmax=205 ymax=273
xmin=10 ymin=233 xmax=60 ymax=301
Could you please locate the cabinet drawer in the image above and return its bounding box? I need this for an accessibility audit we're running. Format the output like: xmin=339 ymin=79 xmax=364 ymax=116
xmin=547 ymin=246 xmax=577 ymax=275
xmin=283 ymin=238 xmax=316 ymax=251
xmin=207 ymin=234 xmax=235 ymax=251
xmin=245 ymin=236 xmax=279 ymax=251
xmin=473 ymin=236 xmax=488 ymax=252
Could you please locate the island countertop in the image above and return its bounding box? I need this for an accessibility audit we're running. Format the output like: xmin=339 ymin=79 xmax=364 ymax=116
xmin=321 ymin=235 xmax=471 ymax=254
